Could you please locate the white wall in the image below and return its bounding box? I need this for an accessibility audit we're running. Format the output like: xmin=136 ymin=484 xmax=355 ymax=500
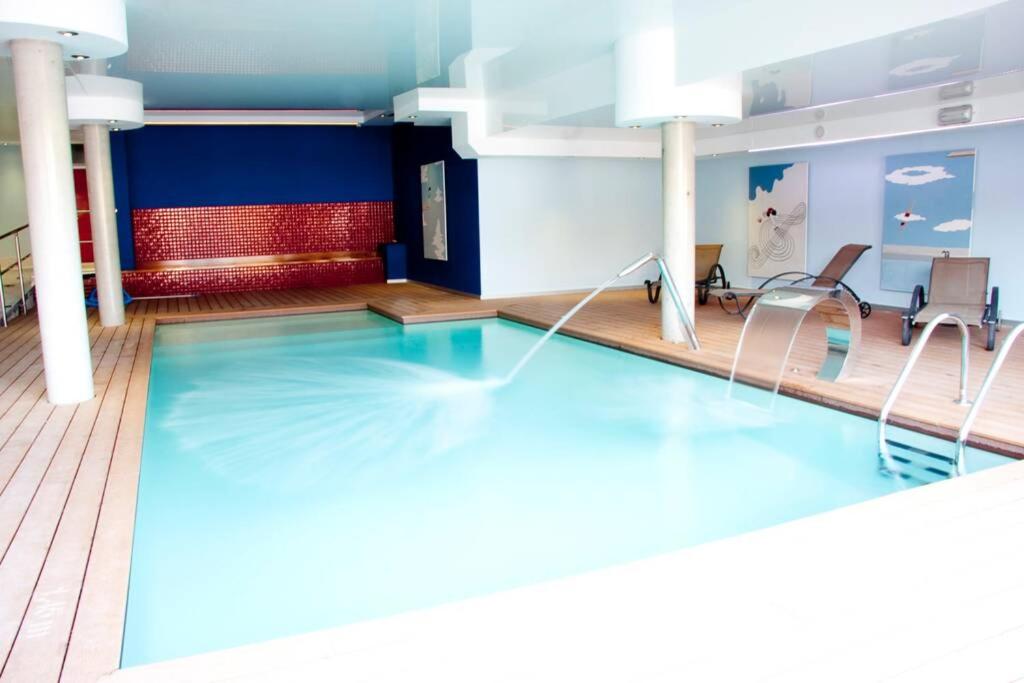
xmin=477 ymin=156 xmax=662 ymax=298
xmin=0 ymin=145 xmax=28 ymax=262
xmin=474 ymin=122 xmax=1024 ymax=320
xmin=697 ymin=122 xmax=1024 ymax=320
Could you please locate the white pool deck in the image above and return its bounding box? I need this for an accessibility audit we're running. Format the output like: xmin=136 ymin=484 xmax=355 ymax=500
xmin=105 ymin=459 xmax=1024 ymax=682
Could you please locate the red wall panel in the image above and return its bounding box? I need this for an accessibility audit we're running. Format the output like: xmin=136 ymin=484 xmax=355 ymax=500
xmin=132 ymin=201 xmax=394 ymax=265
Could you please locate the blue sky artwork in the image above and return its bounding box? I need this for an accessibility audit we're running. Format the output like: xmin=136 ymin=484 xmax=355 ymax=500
xmin=881 ymin=149 xmax=976 ymax=292
xmin=748 ymin=163 xmax=793 ymax=200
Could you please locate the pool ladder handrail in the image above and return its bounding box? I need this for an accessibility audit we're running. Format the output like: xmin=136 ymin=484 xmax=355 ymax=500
xmin=956 ymin=321 xmax=1024 ymax=465
xmin=878 ymin=313 xmax=970 ymax=473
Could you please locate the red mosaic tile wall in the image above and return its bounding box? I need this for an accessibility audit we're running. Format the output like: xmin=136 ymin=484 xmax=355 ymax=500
xmin=120 ymin=259 xmax=383 ymax=298
xmin=132 ymin=201 xmax=394 ymax=265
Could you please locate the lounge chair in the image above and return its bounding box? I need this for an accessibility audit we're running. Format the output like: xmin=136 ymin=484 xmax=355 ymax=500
xmin=645 ymin=244 xmax=729 ymax=306
xmin=902 ymin=256 xmax=1000 ymax=350
xmin=707 ymin=244 xmax=873 ymax=319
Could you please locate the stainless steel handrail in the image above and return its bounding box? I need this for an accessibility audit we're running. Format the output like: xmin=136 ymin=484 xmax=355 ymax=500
xmin=955 ymin=322 xmax=1024 ymax=471
xmin=0 ymin=223 xmax=28 ymax=241
xmin=878 ymin=313 xmax=970 ymax=460
xmin=0 ymin=250 xmax=31 ymax=274
xmin=0 ymin=224 xmax=32 ymax=327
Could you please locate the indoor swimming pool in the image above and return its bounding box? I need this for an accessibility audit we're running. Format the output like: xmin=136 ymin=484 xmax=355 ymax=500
xmin=122 ymin=311 xmax=1009 ymax=666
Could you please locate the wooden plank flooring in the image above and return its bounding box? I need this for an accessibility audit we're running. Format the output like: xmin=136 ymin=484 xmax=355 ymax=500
xmin=0 ymin=281 xmax=1021 ymax=683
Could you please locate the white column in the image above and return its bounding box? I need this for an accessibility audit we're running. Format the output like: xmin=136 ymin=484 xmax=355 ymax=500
xmin=11 ymin=39 xmax=94 ymax=404
xmin=78 ymin=57 xmax=124 ymax=327
xmin=82 ymin=121 xmax=124 ymax=326
xmin=661 ymin=119 xmax=697 ymax=343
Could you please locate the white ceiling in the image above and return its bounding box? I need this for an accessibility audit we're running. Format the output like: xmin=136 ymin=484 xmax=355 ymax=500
xmin=0 ymin=0 xmax=1022 ymax=144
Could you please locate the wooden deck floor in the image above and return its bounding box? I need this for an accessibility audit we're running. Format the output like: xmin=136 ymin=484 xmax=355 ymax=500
xmin=0 ymin=282 xmax=1021 ymax=682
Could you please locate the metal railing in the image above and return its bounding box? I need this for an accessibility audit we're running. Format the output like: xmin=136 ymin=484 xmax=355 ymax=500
xmin=878 ymin=313 xmax=971 ymax=465
xmin=956 ymin=322 xmax=1024 ymax=466
xmin=0 ymin=224 xmax=32 ymax=327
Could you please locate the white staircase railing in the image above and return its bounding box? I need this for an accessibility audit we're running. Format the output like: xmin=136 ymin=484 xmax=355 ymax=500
xmin=878 ymin=313 xmax=970 ymax=478
xmin=955 ymin=322 xmax=1024 ymax=465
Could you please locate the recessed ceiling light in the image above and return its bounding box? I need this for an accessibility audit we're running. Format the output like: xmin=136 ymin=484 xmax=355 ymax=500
xmin=712 ymin=123 xmax=724 ymax=128
xmin=71 ymin=54 xmax=89 ymax=60
xmin=712 ymin=153 xmax=719 ymax=157
xmin=674 ymin=115 xmax=687 ymax=120
xmin=629 ymin=125 xmax=641 ymax=129
xmin=108 ymin=120 xmax=117 ymax=125
xmin=111 ymin=127 xmax=121 ymax=132
xmin=58 ymin=30 xmax=79 ymax=37
xmin=408 ymin=115 xmax=417 ymax=120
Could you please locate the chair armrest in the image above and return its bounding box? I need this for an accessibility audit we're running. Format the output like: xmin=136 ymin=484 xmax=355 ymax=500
xmin=759 ymin=271 xmax=815 ymax=290
xmin=985 ymin=286 xmax=1000 ymax=324
xmin=706 ymin=263 xmax=728 ymax=288
xmin=905 ymin=284 xmax=926 ymax=318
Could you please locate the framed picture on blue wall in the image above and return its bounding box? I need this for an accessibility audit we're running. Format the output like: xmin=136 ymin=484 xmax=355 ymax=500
xmin=881 ymin=149 xmax=976 ymax=292
xmin=421 ymin=161 xmax=448 ymax=261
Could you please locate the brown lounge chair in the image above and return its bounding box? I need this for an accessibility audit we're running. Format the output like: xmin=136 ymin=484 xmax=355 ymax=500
xmin=902 ymin=256 xmax=1000 ymax=350
xmin=645 ymin=244 xmax=729 ymax=306
xmin=708 ymin=243 xmax=873 ymax=319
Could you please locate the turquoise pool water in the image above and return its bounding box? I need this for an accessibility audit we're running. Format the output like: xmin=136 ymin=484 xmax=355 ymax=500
xmin=122 ymin=310 xmax=1007 ymax=666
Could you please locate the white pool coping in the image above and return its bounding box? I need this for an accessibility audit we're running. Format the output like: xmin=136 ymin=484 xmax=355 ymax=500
xmin=105 ymin=460 xmax=1024 ymax=682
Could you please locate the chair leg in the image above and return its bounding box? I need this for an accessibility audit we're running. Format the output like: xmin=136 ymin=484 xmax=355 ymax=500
xmin=901 ymin=317 xmax=913 ymax=346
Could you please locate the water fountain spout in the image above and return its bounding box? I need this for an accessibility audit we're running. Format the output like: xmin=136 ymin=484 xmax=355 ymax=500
xmin=618 ymin=252 xmax=657 ymax=278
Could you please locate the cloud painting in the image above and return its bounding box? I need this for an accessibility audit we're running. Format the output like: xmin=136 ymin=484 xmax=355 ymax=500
xmin=881 ymin=149 xmax=976 ymax=292
xmin=934 ymin=219 xmax=972 ymax=233
xmin=885 ymin=165 xmax=954 ymax=186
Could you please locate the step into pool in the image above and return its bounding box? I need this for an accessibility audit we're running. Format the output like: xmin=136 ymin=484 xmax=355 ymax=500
xmin=122 ymin=310 xmax=1009 ymax=666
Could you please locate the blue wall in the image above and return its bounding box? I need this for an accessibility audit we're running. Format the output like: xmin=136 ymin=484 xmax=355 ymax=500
xmin=110 ymin=124 xmax=481 ymax=292
xmin=696 ymin=122 xmax=1024 ymax=320
xmin=392 ymin=124 xmax=480 ymax=295
xmin=121 ymin=125 xmax=394 ymax=209
xmin=110 ymin=133 xmax=135 ymax=269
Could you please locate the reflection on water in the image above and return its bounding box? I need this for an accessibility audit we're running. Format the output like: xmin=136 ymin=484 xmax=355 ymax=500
xmin=165 ymin=358 xmax=497 ymax=488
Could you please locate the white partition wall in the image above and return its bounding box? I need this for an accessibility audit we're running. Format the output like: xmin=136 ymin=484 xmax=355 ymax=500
xmin=477 ymin=157 xmax=662 ymax=299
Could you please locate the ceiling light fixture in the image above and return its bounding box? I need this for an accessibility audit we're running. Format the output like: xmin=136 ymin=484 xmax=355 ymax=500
xmin=58 ymin=30 xmax=78 ymax=37
xmin=71 ymin=54 xmax=89 ymax=60
xmin=111 ymin=127 xmax=121 ymax=132
xmin=408 ymin=115 xmax=418 ymax=120
xmin=145 ymin=109 xmax=365 ymax=127
xmin=939 ymin=81 xmax=974 ymax=100
xmin=938 ymin=104 xmax=973 ymax=126
xmin=108 ymin=119 xmax=117 ymax=125
xmin=712 ymin=123 xmax=724 ymax=128
xmin=629 ymin=125 xmax=641 ymax=129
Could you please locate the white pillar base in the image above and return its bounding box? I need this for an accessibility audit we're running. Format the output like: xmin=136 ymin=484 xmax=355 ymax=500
xmin=661 ymin=120 xmax=697 ymax=344
xmin=11 ymin=39 xmax=95 ymax=405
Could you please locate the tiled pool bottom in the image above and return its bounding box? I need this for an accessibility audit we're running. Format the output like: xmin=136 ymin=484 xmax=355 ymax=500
xmin=122 ymin=311 xmax=1009 ymax=666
